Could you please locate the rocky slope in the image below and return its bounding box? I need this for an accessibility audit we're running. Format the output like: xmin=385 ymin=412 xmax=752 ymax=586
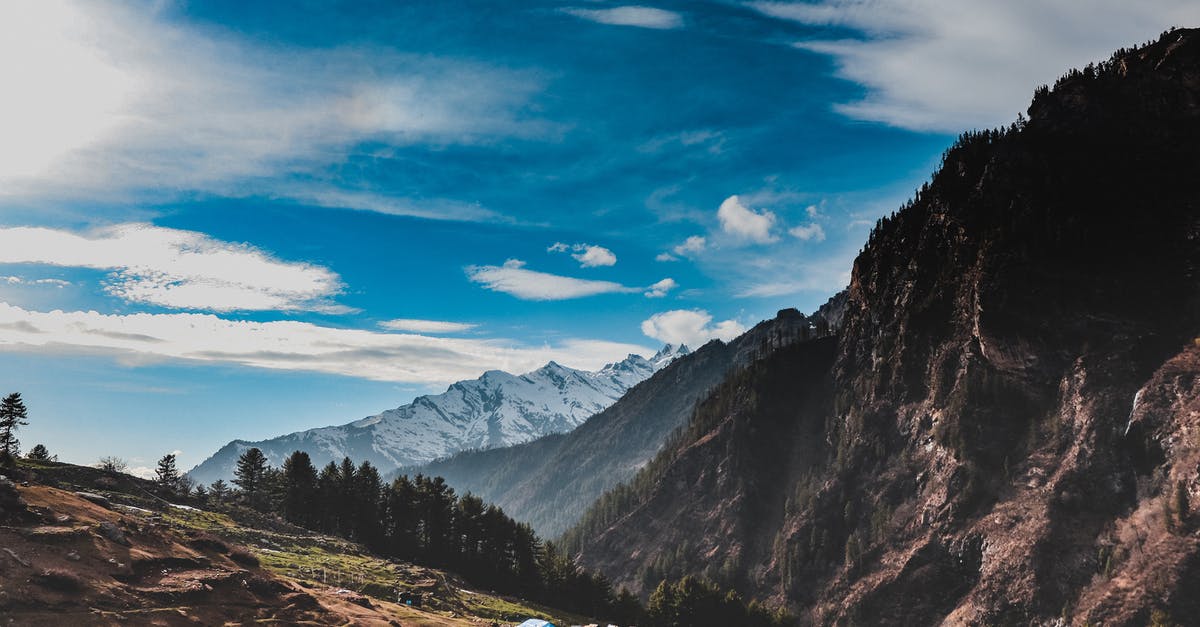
xmin=567 ymin=29 xmax=1200 ymax=625
xmin=189 ymin=344 xmax=688 ymax=485
xmin=413 ymin=296 xmax=845 ymax=538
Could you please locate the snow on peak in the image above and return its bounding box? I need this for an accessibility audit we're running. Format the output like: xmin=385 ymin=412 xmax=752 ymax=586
xmin=188 ymin=344 xmax=689 ymax=485
xmin=651 ymin=343 xmax=690 ymax=369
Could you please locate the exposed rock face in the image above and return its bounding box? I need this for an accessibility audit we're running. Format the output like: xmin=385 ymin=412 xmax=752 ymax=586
xmin=570 ymin=29 xmax=1200 ymax=625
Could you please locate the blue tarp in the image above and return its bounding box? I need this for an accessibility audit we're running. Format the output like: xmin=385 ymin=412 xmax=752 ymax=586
xmin=516 ymin=620 xmax=555 ymax=627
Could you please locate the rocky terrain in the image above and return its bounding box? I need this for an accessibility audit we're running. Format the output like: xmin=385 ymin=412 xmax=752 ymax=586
xmin=566 ymin=28 xmax=1200 ymax=625
xmin=0 ymin=460 xmax=588 ymax=626
xmin=189 ymin=344 xmax=688 ymax=485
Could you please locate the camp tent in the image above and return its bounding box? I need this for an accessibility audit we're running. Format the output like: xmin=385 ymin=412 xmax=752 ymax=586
xmin=515 ymin=620 xmax=555 ymax=627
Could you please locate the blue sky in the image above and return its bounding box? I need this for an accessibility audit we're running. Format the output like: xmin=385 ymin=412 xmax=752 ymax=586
xmin=0 ymin=0 xmax=1195 ymax=477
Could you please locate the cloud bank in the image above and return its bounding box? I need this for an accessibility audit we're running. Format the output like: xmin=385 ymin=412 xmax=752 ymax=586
xmin=0 ymin=224 xmax=344 ymax=312
xmin=0 ymin=303 xmax=653 ymax=384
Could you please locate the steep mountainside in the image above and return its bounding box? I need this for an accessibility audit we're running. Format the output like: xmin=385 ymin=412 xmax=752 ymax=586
xmin=567 ymin=29 xmax=1200 ymax=625
xmin=189 ymin=345 xmax=688 ymax=485
xmin=413 ymin=296 xmax=846 ymax=538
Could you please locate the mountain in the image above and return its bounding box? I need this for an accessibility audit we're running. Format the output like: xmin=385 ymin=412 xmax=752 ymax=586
xmin=563 ymin=29 xmax=1200 ymax=625
xmin=411 ymin=296 xmax=846 ymax=538
xmin=188 ymin=344 xmax=689 ymax=485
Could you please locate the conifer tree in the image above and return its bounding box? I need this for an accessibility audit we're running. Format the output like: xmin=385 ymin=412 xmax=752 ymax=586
xmin=155 ymin=453 xmax=180 ymax=491
xmin=0 ymin=392 xmax=29 ymax=460
xmin=281 ymin=451 xmax=318 ymax=526
xmin=26 ymin=444 xmax=54 ymax=461
xmin=208 ymin=479 xmax=230 ymax=501
xmin=234 ymin=447 xmax=268 ymax=508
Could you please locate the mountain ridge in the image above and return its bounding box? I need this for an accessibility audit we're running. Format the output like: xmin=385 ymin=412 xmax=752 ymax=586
xmin=188 ymin=343 xmax=689 ymax=485
xmin=409 ymin=293 xmax=847 ymax=538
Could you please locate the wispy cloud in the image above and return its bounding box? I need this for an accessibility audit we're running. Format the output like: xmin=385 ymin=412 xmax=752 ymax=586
xmin=641 ymin=309 xmax=745 ymax=347
xmin=0 ymin=224 xmax=344 ymax=312
xmin=718 ymin=195 xmax=777 ymax=244
xmin=379 ymin=319 xmax=477 ymax=334
xmin=0 ymin=302 xmax=654 ymax=384
xmin=0 ymin=0 xmax=546 ymax=215
xmin=562 ymin=6 xmax=684 ymax=30
xmin=750 ymin=0 xmax=1200 ymax=131
xmin=466 ymin=259 xmax=673 ymax=301
xmin=548 ymin=242 xmax=618 ymax=267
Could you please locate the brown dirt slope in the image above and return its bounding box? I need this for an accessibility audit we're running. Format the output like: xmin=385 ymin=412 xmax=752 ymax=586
xmin=0 ymin=480 xmax=478 ymax=625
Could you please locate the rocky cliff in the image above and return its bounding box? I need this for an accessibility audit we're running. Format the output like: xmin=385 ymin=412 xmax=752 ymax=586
xmin=569 ymin=29 xmax=1200 ymax=626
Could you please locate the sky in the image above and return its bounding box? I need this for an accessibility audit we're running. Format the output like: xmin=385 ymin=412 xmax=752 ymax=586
xmin=1 ymin=0 xmax=1196 ymax=477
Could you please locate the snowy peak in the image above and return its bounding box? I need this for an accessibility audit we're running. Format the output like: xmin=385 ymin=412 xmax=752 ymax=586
xmin=650 ymin=343 xmax=690 ymax=369
xmin=188 ymin=344 xmax=686 ymax=485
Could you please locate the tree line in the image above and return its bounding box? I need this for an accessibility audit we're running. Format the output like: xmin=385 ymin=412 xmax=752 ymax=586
xmin=219 ymin=447 xmax=635 ymax=621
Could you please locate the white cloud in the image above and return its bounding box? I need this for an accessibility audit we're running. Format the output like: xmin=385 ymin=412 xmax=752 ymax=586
xmin=467 ymin=259 xmax=637 ymax=300
xmin=0 ymin=224 xmax=343 ymax=312
xmin=644 ymin=278 xmax=678 ymax=298
xmin=548 ymin=242 xmax=618 ymax=267
xmin=672 ymin=235 xmax=707 ymax=256
xmin=789 ymin=223 xmax=826 ymax=241
xmin=655 ymin=252 xmax=678 ymax=262
xmin=467 ymin=259 xmax=673 ymax=301
xmin=717 ymin=195 xmax=777 ymax=243
xmin=750 ymin=0 xmax=1200 ymax=131
xmin=562 ymin=6 xmax=684 ymax=30
xmin=573 ymin=245 xmax=618 ymax=268
xmin=380 ymin=319 xmax=477 ymax=334
xmin=641 ymin=309 xmax=746 ymax=347
xmin=0 ymin=302 xmax=655 ymax=384
xmin=0 ymin=0 xmax=545 ymax=211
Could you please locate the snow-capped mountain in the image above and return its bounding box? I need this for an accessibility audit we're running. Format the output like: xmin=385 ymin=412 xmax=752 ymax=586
xmin=187 ymin=344 xmax=689 ymax=485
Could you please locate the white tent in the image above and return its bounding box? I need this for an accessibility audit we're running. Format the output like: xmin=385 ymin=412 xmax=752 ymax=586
xmin=515 ymin=620 xmax=555 ymax=627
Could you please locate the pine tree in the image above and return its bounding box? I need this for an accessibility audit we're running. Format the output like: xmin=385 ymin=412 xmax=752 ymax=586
xmin=281 ymin=451 xmax=318 ymax=526
xmin=0 ymin=392 xmax=29 ymax=461
xmin=26 ymin=444 xmax=54 ymax=461
xmin=208 ymin=479 xmax=230 ymax=501
xmin=234 ymin=447 xmax=269 ymax=508
xmin=155 ymin=453 xmax=180 ymax=492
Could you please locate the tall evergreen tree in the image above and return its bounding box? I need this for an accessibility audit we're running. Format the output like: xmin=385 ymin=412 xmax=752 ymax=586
xmin=0 ymin=392 xmax=29 ymax=460
xmin=281 ymin=451 xmax=318 ymax=526
xmin=233 ymin=447 xmax=268 ymax=508
xmin=155 ymin=453 xmax=180 ymax=491
xmin=316 ymin=461 xmax=341 ymax=533
xmin=352 ymin=460 xmax=384 ymax=549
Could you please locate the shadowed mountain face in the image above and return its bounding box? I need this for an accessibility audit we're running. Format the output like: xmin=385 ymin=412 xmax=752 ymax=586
xmin=188 ymin=345 xmax=689 ymax=486
xmin=410 ymin=298 xmax=846 ymax=538
xmin=565 ymin=29 xmax=1200 ymax=625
